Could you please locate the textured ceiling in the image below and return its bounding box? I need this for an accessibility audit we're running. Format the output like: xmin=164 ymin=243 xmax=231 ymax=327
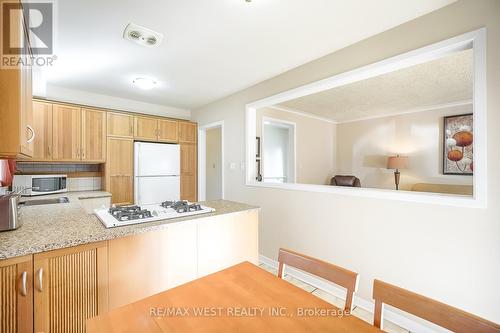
xmin=278 ymin=49 xmax=472 ymax=122
xmin=41 ymin=0 xmax=455 ymax=110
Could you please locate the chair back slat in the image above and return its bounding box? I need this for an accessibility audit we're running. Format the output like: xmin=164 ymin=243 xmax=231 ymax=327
xmin=277 ymin=248 xmax=358 ymax=311
xmin=373 ymin=279 xmax=500 ymax=333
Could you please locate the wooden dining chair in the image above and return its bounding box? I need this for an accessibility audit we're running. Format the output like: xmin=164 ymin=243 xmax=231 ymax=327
xmin=373 ymin=279 xmax=500 ymax=333
xmin=277 ymin=248 xmax=359 ymax=312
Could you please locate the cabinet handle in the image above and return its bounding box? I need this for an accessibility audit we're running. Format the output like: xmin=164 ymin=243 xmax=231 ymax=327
xmin=20 ymin=271 xmax=28 ymax=296
xmin=130 ymin=125 xmax=133 ymax=135
xmin=47 ymin=145 xmax=51 ymax=156
xmin=27 ymin=125 xmax=35 ymax=143
xmin=37 ymin=268 xmax=43 ymax=292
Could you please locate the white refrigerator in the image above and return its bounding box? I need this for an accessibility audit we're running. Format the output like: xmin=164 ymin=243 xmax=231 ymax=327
xmin=134 ymin=142 xmax=180 ymax=205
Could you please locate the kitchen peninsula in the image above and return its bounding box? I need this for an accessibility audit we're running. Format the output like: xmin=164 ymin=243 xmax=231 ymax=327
xmin=0 ymin=193 xmax=259 ymax=332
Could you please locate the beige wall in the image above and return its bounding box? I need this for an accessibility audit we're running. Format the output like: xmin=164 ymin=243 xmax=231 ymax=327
xmin=193 ymin=0 xmax=500 ymax=325
xmin=205 ymin=127 xmax=222 ymax=200
xmin=256 ymin=107 xmax=336 ymax=185
xmin=336 ymin=104 xmax=474 ymax=190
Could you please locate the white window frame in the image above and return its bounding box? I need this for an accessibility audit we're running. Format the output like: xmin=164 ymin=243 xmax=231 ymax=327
xmin=245 ymin=28 xmax=487 ymax=208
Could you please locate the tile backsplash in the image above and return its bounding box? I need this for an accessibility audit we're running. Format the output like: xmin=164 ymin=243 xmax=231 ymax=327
xmin=68 ymin=177 xmax=102 ymax=192
xmin=16 ymin=163 xmax=100 ymax=173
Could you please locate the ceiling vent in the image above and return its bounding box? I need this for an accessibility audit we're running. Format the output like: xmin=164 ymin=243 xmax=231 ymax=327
xmin=123 ymin=23 xmax=163 ymax=48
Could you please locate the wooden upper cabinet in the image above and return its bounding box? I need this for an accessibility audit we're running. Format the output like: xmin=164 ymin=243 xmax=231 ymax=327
xmin=52 ymin=104 xmax=81 ymax=161
xmin=134 ymin=116 xmax=157 ymax=141
xmin=178 ymin=122 xmax=197 ymax=143
xmin=106 ymin=138 xmax=134 ymax=205
xmin=0 ymin=7 xmax=33 ymax=159
xmin=0 ymin=255 xmax=33 ymax=333
xmin=32 ymin=101 xmax=53 ymax=161
xmin=107 ymin=112 xmax=133 ymax=138
xmin=158 ymin=119 xmax=178 ymax=143
xmin=81 ymin=108 xmax=106 ymax=162
xmin=34 ymin=242 xmax=108 ymax=333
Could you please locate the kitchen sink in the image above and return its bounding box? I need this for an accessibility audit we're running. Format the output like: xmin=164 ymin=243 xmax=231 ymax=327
xmin=20 ymin=197 xmax=70 ymax=206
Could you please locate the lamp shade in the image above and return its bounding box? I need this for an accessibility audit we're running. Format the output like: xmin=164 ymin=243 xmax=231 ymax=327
xmin=387 ymin=155 xmax=408 ymax=169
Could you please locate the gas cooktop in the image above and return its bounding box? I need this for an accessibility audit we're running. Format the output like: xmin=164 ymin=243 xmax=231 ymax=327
xmin=95 ymin=201 xmax=215 ymax=228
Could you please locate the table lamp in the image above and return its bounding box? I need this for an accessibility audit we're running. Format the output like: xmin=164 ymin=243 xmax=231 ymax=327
xmin=387 ymin=155 xmax=408 ymax=190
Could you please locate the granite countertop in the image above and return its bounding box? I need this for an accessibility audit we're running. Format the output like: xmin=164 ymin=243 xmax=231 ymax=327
xmin=0 ymin=192 xmax=259 ymax=260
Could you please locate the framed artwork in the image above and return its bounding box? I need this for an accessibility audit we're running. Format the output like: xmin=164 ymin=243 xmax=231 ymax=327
xmin=256 ymin=137 xmax=261 ymax=158
xmin=443 ymin=113 xmax=473 ymax=175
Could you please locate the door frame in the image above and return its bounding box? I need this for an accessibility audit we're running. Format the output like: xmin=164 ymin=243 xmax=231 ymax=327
xmin=198 ymin=121 xmax=225 ymax=201
xmin=261 ymin=116 xmax=296 ymax=183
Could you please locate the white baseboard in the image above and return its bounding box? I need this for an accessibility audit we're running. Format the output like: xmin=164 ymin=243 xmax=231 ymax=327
xmin=259 ymin=254 xmax=439 ymax=333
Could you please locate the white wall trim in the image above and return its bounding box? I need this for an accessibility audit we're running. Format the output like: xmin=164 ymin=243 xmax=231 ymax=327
xmin=198 ymin=121 xmax=225 ymax=201
xmin=245 ymin=28 xmax=487 ymax=209
xmin=259 ymin=254 xmax=440 ymax=333
xmin=268 ymin=105 xmax=338 ymax=124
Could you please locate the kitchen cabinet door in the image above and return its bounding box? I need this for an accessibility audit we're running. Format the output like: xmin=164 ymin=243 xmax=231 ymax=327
xmin=157 ymin=119 xmax=178 ymax=143
xmin=180 ymin=143 xmax=197 ymax=202
xmin=180 ymin=143 xmax=196 ymax=174
xmin=178 ymin=122 xmax=197 ymax=143
xmin=106 ymin=137 xmax=134 ymax=205
xmin=0 ymin=255 xmax=33 ymax=333
xmin=107 ymin=112 xmax=133 ymax=138
xmin=81 ymin=108 xmax=106 ymax=162
xmin=133 ymin=116 xmax=158 ymax=141
xmin=52 ymin=104 xmax=81 ymax=161
xmin=32 ymin=101 xmax=53 ymax=161
xmin=0 ymin=6 xmax=33 ymax=159
xmin=34 ymin=242 xmax=108 ymax=333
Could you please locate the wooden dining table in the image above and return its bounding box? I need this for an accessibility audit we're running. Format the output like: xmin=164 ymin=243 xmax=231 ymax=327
xmin=87 ymin=261 xmax=383 ymax=332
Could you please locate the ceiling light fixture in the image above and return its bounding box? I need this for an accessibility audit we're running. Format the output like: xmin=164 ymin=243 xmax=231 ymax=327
xmin=132 ymin=77 xmax=157 ymax=90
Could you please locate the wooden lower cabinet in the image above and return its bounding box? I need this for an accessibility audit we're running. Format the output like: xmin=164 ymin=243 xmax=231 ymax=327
xmin=0 ymin=255 xmax=33 ymax=333
xmin=33 ymin=242 xmax=108 ymax=333
xmin=0 ymin=209 xmax=258 ymax=332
